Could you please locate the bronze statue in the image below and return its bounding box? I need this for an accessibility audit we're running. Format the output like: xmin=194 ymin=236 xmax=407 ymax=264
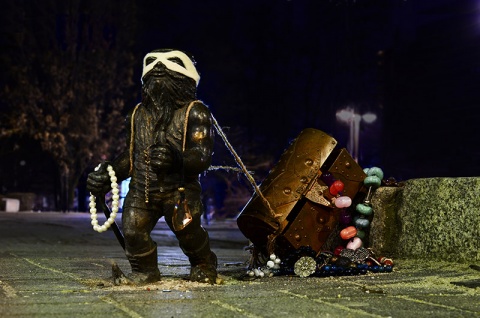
xmin=87 ymin=49 xmax=217 ymax=284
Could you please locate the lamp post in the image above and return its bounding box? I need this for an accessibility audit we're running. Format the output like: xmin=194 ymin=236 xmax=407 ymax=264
xmin=336 ymin=108 xmax=377 ymax=162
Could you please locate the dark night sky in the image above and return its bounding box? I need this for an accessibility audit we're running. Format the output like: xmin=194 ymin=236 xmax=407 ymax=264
xmin=2 ymin=0 xmax=480 ymax=184
xmin=131 ymin=0 xmax=480 ymax=180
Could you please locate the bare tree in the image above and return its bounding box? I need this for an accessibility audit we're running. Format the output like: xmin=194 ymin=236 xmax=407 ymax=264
xmin=0 ymin=0 xmax=137 ymax=210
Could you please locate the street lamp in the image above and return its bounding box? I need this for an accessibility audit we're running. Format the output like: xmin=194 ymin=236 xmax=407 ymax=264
xmin=336 ymin=108 xmax=377 ymax=162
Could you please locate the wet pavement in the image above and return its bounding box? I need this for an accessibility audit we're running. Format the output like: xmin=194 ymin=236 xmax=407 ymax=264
xmin=0 ymin=211 xmax=479 ymax=317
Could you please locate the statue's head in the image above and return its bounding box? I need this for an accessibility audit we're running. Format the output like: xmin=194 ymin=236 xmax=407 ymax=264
xmin=140 ymin=49 xmax=198 ymax=122
xmin=141 ymin=49 xmax=200 ymax=86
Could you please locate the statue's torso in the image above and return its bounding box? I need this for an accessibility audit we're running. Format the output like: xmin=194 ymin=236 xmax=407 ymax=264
xmin=129 ymin=104 xmax=200 ymax=197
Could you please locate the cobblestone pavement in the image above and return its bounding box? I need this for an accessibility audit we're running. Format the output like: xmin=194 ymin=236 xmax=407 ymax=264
xmin=0 ymin=212 xmax=479 ymax=317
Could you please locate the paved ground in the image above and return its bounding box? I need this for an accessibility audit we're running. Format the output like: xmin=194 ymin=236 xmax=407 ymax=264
xmin=0 ymin=212 xmax=478 ymax=318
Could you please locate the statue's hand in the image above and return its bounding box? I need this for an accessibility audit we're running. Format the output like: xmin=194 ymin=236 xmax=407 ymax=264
xmin=149 ymin=145 xmax=176 ymax=173
xmin=87 ymin=162 xmax=112 ymax=196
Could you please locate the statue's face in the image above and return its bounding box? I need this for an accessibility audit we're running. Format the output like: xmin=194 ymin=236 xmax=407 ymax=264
xmin=141 ymin=50 xmax=200 ymax=86
xmin=140 ymin=50 xmax=198 ymax=115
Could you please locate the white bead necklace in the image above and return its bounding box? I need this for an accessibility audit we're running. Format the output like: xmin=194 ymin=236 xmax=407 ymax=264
xmin=89 ymin=164 xmax=120 ymax=233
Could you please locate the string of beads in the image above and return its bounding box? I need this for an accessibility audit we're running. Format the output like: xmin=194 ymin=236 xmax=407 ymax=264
xmin=89 ymin=164 xmax=120 ymax=233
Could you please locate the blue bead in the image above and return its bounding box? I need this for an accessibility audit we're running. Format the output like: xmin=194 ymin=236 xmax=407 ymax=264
xmin=367 ymin=167 xmax=384 ymax=180
xmin=356 ymin=230 xmax=366 ymax=239
xmin=358 ymin=264 xmax=368 ymax=270
xmin=364 ymin=176 xmax=381 ymax=187
xmin=355 ymin=218 xmax=370 ymax=228
xmin=356 ymin=203 xmax=373 ymax=216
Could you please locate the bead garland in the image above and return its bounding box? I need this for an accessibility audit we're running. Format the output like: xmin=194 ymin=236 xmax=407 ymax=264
xmin=246 ymin=253 xmax=282 ymax=278
xmin=333 ymin=167 xmax=383 ymax=259
xmin=89 ymin=164 xmax=120 ymax=233
xmin=244 ymin=167 xmax=395 ymax=279
xmin=280 ymin=247 xmax=394 ymax=278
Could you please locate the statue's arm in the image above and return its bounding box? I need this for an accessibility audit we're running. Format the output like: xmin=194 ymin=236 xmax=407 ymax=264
xmin=183 ymin=101 xmax=214 ymax=176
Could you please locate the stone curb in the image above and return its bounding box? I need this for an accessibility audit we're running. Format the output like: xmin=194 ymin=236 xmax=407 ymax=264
xmin=369 ymin=177 xmax=480 ymax=262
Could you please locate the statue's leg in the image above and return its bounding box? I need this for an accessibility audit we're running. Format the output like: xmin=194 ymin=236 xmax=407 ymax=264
xmin=165 ymin=194 xmax=218 ymax=284
xmin=122 ymin=195 xmax=161 ymax=284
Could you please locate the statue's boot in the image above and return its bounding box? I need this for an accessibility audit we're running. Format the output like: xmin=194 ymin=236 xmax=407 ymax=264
xmin=125 ymin=245 xmax=161 ymax=285
xmin=189 ymin=250 xmax=218 ymax=284
xmin=183 ymin=232 xmax=218 ymax=284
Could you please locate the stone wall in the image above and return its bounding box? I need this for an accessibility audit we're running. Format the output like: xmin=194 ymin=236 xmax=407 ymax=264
xmin=369 ymin=177 xmax=480 ymax=262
